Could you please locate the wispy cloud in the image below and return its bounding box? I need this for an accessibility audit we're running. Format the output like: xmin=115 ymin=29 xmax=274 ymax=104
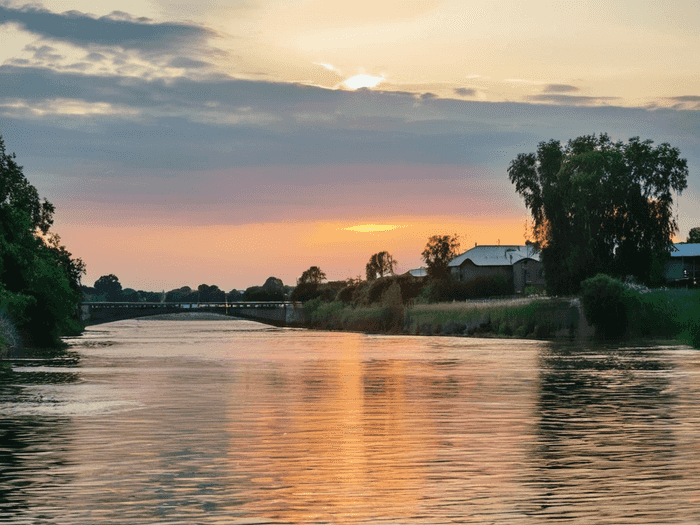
xmin=342 ymin=224 xmax=406 ymax=233
xmin=543 ymin=84 xmax=579 ymax=93
xmin=528 ymin=94 xmax=618 ymax=106
xmin=454 ymin=88 xmax=476 ymax=97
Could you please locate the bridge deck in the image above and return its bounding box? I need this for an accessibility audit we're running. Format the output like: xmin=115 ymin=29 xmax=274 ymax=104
xmin=80 ymin=301 xmax=306 ymax=327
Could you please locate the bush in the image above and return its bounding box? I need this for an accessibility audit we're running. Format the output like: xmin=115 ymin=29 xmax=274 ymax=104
xmin=580 ymin=274 xmax=630 ymax=339
xmin=419 ymin=275 xmax=511 ymax=303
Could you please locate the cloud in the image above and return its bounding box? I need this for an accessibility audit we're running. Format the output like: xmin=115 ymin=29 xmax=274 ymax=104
xmin=342 ymin=224 xmax=406 ymax=233
xmin=454 ymin=88 xmax=476 ymax=97
xmin=669 ymin=96 xmax=700 ymax=102
xmin=168 ymin=57 xmax=209 ymax=69
xmin=543 ymin=84 xmax=579 ymax=93
xmin=0 ymin=5 xmax=214 ymax=51
xmin=666 ymin=95 xmax=700 ymax=110
xmin=528 ymin=94 xmax=619 ymax=106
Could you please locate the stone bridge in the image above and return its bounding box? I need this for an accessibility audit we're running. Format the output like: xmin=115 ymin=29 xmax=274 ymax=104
xmin=80 ymin=301 xmax=306 ymax=327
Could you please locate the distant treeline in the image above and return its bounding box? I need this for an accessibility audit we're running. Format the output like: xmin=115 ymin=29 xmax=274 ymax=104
xmin=81 ymin=276 xmax=295 ymax=303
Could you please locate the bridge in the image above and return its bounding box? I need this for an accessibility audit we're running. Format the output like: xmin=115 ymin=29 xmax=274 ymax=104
xmin=80 ymin=301 xmax=306 ymax=327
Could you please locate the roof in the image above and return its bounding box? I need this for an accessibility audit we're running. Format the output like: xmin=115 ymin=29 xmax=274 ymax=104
xmin=448 ymin=245 xmax=541 ymax=268
xmin=671 ymin=243 xmax=700 ymax=257
xmin=406 ymin=267 xmax=428 ymax=277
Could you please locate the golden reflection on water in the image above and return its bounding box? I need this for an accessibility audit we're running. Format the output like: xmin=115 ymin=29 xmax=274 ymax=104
xmin=225 ymin=334 xmax=542 ymax=523
xmin=3 ymin=321 xmax=700 ymax=524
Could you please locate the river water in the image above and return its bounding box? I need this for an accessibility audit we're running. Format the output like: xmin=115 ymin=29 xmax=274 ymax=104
xmin=2 ymin=317 xmax=700 ymax=524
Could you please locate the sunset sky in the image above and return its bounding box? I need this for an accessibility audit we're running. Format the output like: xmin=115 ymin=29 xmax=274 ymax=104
xmin=2 ymin=0 xmax=699 ymax=291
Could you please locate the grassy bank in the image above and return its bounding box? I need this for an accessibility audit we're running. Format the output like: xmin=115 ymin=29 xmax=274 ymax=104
xmin=305 ymin=296 xmax=583 ymax=339
xmin=305 ymin=283 xmax=700 ymax=349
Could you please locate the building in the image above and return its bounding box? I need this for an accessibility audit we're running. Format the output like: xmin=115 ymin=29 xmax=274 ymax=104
xmin=405 ymin=267 xmax=428 ymax=278
xmin=448 ymin=244 xmax=545 ymax=294
xmin=664 ymin=243 xmax=700 ymax=286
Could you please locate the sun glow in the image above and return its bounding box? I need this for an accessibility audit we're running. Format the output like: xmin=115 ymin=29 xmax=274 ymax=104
xmin=343 ymin=74 xmax=384 ymax=90
xmin=343 ymin=224 xmax=404 ymax=233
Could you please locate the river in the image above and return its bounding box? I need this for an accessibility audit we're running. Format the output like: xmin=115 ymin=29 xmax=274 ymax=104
xmin=1 ymin=317 xmax=699 ymax=523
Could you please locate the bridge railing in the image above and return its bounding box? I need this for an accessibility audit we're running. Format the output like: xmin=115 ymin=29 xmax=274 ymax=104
xmin=81 ymin=301 xmax=296 ymax=309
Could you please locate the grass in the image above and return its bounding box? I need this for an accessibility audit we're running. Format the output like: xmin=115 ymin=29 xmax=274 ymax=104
xmin=406 ymin=296 xmax=578 ymax=337
xmin=304 ymin=284 xmax=700 ymax=348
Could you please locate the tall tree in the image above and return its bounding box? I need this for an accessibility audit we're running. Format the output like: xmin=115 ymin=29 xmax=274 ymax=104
xmin=688 ymin=227 xmax=700 ymax=244
xmin=421 ymin=235 xmax=460 ymax=280
xmin=365 ymin=252 xmax=397 ymax=281
xmin=94 ymin=274 xmax=123 ymax=301
xmin=297 ymin=266 xmax=327 ymax=285
xmin=0 ymin=136 xmax=85 ymax=346
xmin=508 ymin=134 xmax=688 ymax=294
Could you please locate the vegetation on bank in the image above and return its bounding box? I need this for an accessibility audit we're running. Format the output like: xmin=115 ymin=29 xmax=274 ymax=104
xmin=509 ymin=134 xmax=688 ymax=295
xmin=1 ymin=137 xmax=85 ymax=351
xmin=581 ymin=274 xmax=700 ymax=347
xmin=298 ymin=271 xmax=699 ymax=349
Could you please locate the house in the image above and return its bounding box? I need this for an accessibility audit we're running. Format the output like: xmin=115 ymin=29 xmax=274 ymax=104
xmin=664 ymin=243 xmax=700 ymax=286
xmin=405 ymin=267 xmax=428 ymax=278
xmin=448 ymin=244 xmax=545 ymax=294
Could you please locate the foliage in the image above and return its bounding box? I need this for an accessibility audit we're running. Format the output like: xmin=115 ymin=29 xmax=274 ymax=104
xmin=94 ymin=274 xmax=122 ymax=301
xmin=580 ymin=274 xmax=630 ymax=339
xmin=197 ymin=284 xmax=225 ymax=302
xmin=421 ymin=235 xmax=460 ymax=280
xmin=419 ymin=275 xmax=511 ymax=303
xmin=365 ymin=251 xmax=397 ymax=281
xmin=243 ymin=276 xmax=286 ymax=301
xmin=688 ymin=227 xmax=700 ymax=244
xmin=508 ymin=134 xmax=688 ymax=294
xmin=297 ymin=266 xmax=327 ymax=285
xmin=348 ymin=275 xmax=424 ymax=306
xmin=0 ymin=136 xmax=85 ymax=347
xmin=291 ymin=266 xmax=328 ymax=302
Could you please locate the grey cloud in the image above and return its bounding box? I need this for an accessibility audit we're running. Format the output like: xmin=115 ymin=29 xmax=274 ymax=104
xmin=418 ymin=92 xmax=437 ymax=101
xmin=529 ymin=94 xmax=618 ymax=106
xmin=543 ymin=84 xmax=579 ymax=93
xmin=85 ymin=52 xmax=106 ymax=62
xmin=668 ymin=96 xmax=700 ymax=102
xmin=454 ymin=88 xmax=476 ymax=97
xmin=169 ymin=57 xmax=209 ymax=69
xmin=0 ymin=5 xmax=214 ymax=50
xmin=65 ymin=62 xmax=91 ymax=71
xmin=25 ymin=44 xmax=62 ymax=62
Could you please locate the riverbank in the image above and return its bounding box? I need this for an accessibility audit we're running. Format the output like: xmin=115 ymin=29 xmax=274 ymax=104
xmin=304 ymin=289 xmax=700 ymax=348
xmin=305 ymin=296 xmax=593 ymax=340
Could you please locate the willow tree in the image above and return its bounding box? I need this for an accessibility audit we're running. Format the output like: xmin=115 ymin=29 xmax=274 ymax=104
xmin=508 ymin=134 xmax=688 ymax=294
xmin=365 ymin=252 xmax=397 ymax=281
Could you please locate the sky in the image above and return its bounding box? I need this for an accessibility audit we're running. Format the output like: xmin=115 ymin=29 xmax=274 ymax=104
xmin=1 ymin=0 xmax=699 ymax=291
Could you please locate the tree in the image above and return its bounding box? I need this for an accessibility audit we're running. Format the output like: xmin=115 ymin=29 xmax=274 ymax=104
xmin=421 ymin=235 xmax=460 ymax=280
xmin=508 ymin=134 xmax=688 ymax=294
xmin=297 ymin=266 xmax=327 ymax=285
xmin=365 ymin=252 xmax=397 ymax=281
xmin=0 ymin=136 xmax=85 ymax=346
xmin=94 ymin=274 xmax=122 ymax=301
xmin=688 ymin=227 xmax=700 ymax=244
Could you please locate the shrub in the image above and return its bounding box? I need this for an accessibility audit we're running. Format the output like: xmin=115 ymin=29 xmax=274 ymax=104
xmin=580 ymin=274 xmax=629 ymax=339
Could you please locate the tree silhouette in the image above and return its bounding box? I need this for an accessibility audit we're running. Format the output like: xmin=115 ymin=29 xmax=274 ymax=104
xmin=365 ymin=252 xmax=397 ymax=280
xmin=422 ymin=235 xmax=460 ymax=280
xmin=297 ymin=266 xmax=327 ymax=285
xmin=94 ymin=274 xmax=122 ymax=301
